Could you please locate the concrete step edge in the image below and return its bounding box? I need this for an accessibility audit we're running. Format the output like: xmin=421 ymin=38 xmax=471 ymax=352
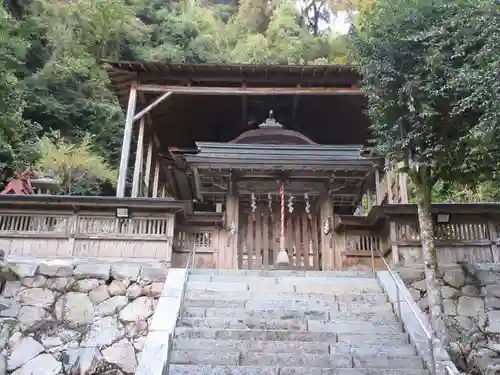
xmin=171 ymin=349 xmax=422 ymax=359
xmin=169 ymin=364 xmax=429 ymax=375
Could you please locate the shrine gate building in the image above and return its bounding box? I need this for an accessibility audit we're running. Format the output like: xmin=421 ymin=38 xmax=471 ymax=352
xmin=106 ymin=61 xmax=409 ymax=271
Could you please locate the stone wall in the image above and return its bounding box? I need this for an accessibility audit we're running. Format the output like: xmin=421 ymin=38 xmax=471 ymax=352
xmin=0 ymin=260 xmax=168 ymax=375
xmin=399 ymin=264 xmax=500 ymax=374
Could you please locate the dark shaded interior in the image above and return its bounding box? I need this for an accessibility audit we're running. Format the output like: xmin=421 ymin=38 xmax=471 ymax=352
xmin=105 ymin=61 xmax=370 ymax=153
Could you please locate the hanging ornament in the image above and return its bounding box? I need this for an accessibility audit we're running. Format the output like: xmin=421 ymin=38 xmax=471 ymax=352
xmin=323 ymin=218 xmax=331 ymax=235
xmin=304 ymin=193 xmax=311 ymax=219
xmin=276 ymin=181 xmax=289 ymax=266
xmin=287 ymin=194 xmax=295 ymax=213
xmin=251 ymin=193 xmax=257 ymax=221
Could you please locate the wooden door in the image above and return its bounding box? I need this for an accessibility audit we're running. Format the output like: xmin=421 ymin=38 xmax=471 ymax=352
xmin=238 ymin=203 xmax=321 ymax=270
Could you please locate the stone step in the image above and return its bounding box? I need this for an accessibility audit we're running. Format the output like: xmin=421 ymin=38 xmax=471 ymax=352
xmin=173 ymin=328 xmax=408 ymax=343
xmin=190 ymin=275 xmax=379 ymax=286
xmin=184 ymin=298 xmax=392 ymax=310
xmin=189 ymin=269 xmax=374 ymax=278
xmin=170 ymin=365 xmax=429 ymax=375
xmin=173 ymin=336 xmax=410 ymax=353
xmin=331 ymin=342 xmax=416 ymax=357
xmin=339 ymin=302 xmax=393 ymax=312
xmin=178 ymin=318 xmax=401 ymax=332
xmin=336 ymin=333 xmax=409 ymax=345
xmin=179 ymin=310 xmax=398 ymax=328
xmin=185 ymin=290 xmax=388 ymax=303
xmin=179 ymin=317 xmax=308 ymax=330
xmin=173 ymin=338 xmax=330 ymax=354
xmin=308 ymin=320 xmax=403 ymax=334
xmin=182 ymin=307 xmax=397 ymax=322
xmin=174 ymin=327 xmax=338 ymax=342
xmin=186 ymin=281 xmax=381 ymax=294
xmin=179 ymin=318 xmax=402 ymax=334
xmin=182 ymin=307 xmax=330 ymax=320
xmin=353 ymin=356 xmax=424 ymax=369
xmin=171 ymin=351 xmax=352 ymax=367
xmin=171 ymin=351 xmax=424 ymax=369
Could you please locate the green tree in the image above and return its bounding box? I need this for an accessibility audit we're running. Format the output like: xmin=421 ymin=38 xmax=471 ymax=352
xmin=0 ymin=0 xmax=359 ymax=194
xmin=35 ymin=132 xmax=117 ymax=196
xmin=351 ymin=0 xmax=500 ymax=338
xmin=0 ymin=7 xmax=40 ymax=184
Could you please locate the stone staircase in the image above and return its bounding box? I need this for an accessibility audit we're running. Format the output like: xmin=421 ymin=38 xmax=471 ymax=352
xmin=169 ymin=270 xmax=429 ymax=375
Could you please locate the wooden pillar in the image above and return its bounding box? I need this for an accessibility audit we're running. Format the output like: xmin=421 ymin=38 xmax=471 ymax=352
xmin=386 ymin=170 xmax=394 ymax=204
xmin=164 ymin=213 xmax=175 ymax=267
xmin=226 ymin=191 xmax=240 ymax=269
xmin=132 ymin=117 xmax=145 ymax=198
xmin=488 ymin=219 xmax=499 ymax=263
xmin=375 ymin=169 xmax=382 ymax=205
xmin=144 ymin=137 xmax=153 ymax=197
xmin=366 ymin=189 xmax=372 ymax=213
xmin=152 ymin=160 xmax=160 ymax=198
xmin=319 ymin=190 xmax=334 ymax=270
xmin=116 ymin=84 xmax=137 ymax=197
xmin=389 ymin=220 xmax=400 ymax=266
xmin=399 ymin=172 xmax=409 ymax=204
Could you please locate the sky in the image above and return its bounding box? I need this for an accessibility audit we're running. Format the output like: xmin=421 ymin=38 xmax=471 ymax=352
xmin=330 ymin=11 xmax=351 ymax=34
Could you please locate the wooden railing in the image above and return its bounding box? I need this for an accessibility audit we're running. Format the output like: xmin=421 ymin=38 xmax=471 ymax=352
xmin=0 ymin=195 xmax=189 ymax=263
xmin=336 ymin=204 xmax=500 ymax=269
xmin=384 ymin=204 xmax=500 ymax=265
xmin=172 ymin=226 xmax=221 ymax=269
xmin=174 ymin=227 xmax=215 ymax=253
xmin=333 ymin=227 xmax=389 ymax=271
xmin=346 ymin=233 xmax=382 ymax=254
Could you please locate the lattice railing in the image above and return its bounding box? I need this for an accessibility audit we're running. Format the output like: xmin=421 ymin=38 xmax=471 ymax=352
xmin=346 ymin=233 xmax=383 ymax=253
xmin=0 ymin=213 xmax=173 ymax=237
xmin=174 ymin=229 xmax=214 ymax=252
xmin=395 ymin=222 xmax=489 ymax=241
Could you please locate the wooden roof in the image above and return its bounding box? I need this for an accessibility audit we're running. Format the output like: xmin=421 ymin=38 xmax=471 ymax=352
xmin=182 ymin=142 xmax=378 ymax=169
xmin=104 ymin=60 xmax=370 ymax=151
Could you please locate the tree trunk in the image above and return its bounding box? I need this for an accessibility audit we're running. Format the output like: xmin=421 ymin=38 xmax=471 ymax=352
xmin=415 ymin=178 xmax=447 ymax=341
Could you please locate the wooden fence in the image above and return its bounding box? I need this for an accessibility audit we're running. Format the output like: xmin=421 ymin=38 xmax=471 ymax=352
xmin=0 ymin=195 xmax=188 ymax=263
xmin=2 ymin=196 xmax=500 ymax=270
xmin=382 ymin=205 xmax=500 ymax=266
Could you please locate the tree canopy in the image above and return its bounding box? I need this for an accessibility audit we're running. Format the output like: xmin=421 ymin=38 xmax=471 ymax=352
xmin=351 ymin=0 xmax=500 ymax=337
xmin=0 ymin=0 xmax=355 ymax=193
xmin=0 ymin=0 xmax=499 ymax=202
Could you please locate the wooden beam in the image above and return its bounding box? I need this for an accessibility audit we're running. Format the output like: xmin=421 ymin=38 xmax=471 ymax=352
xmin=375 ymin=169 xmax=382 ymax=204
xmin=132 ymin=117 xmax=145 ymax=198
xmin=192 ymin=167 xmax=203 ymax=202
xmin=134 ymin=72 xmax=358 ymax=86
xmin=241 ymin=82 xmax=247 ymax=126
xmin=136 ymin=84 xmax=362 ymax=96
xmin=152 ymin=160 xmax=160 ymax=198
xmin=144 ymin=137 xmax=153 ymax=197
xmin=133 ymin=91 xmax=173 ymax=121
xmin=292 ymin=84 xmax=300 ymax=126
xmin=116 ymin=83 xmax=137 ymax=197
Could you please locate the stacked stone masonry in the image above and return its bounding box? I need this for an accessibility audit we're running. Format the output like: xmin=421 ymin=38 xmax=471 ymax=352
xmin=399 ymin=263 xmax=500 ymax=374
xmin=0 ymin=260 xmax=168 ymax=375
xmin=169 ymin=269 xmax=430 ymax=375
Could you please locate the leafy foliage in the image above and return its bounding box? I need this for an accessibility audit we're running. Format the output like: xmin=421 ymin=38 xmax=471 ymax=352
xmin=35 ymin=132 xmax=117 ymax=196
xmin=0 ymin=7 xmax=40 ymax=181
xmin=351 ymin=0 xmax=500 ymax=193
xmin=351 ymin=0 xmax=500 ymax=338
xmin=0 ymin=0 xmax=355 ymax=193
